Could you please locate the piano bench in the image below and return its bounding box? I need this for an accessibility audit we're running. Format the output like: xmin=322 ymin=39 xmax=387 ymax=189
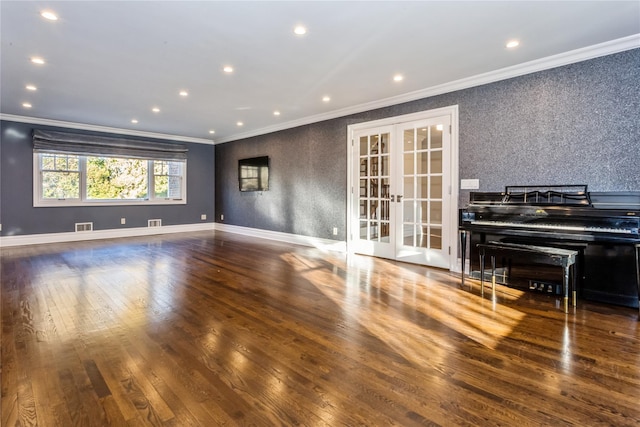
xmin=476 ymin=242 xmax=578 ymax=313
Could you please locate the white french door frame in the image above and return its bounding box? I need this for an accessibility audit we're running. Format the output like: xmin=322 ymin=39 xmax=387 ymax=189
xmin=346 ymin=105 xmax=460 ymax=271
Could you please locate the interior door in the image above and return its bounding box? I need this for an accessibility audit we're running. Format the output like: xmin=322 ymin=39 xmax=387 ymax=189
xmin=350 ymin=114 xmax=452 ymax=268
xmin=395 ymin=117 xmax=451 ymax=268
xmin=351 ymin=126 xmax=396 ymax=259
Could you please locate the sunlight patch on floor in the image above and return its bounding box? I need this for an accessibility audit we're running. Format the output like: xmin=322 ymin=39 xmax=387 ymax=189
xmin=284 ymin=252 xmax=526 ymax=354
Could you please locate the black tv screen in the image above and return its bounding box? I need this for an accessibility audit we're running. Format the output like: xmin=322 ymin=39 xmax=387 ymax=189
xmin=238 ymin=156 xmax=269 ymax=192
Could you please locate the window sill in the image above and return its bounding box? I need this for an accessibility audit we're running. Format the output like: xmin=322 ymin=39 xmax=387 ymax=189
xmin=33 ymin=199 xmax=187 ymax=207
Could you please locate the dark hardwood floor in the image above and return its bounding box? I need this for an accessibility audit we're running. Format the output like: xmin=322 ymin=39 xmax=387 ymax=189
xmin=1 ymin=231 xmax=639 ymax=426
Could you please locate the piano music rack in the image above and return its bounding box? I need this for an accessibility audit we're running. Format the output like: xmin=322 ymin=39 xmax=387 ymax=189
xmin=502 ymin=185 xmax=592 ymax=206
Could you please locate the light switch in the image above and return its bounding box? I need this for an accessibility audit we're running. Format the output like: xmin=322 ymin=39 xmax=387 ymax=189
xmin=461 ymin=179 xmax=479 ymax=190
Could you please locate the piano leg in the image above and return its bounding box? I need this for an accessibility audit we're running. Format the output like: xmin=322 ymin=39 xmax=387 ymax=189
xmin=460 ymin=230 xmax=468 ymax=290
xmin=479 ymin=248 xmax=485 ymax=298
xmin=491 ymin=255 xmax=496 ymax=299
xmin=563 ymin=265 xmax=570 ymax=314
xmin=571 ymin=264 xmax=578 ymax=307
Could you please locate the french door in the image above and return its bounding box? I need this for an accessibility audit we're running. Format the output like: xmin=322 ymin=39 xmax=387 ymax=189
xmin=353 ymin=126 xmax=396 ymax=259
xmin=349 ymin=109 xmax=456 ymax=269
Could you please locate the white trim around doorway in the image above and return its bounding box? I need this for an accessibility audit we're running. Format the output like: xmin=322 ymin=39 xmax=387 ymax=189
xmin=346 ymin=105 xmax=460 ymax=272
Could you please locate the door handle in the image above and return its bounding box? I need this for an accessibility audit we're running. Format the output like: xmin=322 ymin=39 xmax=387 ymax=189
xmin=390 ymin=195 xmax=395 ymax=202
xmin=397 ymin=195 xmax=403 ymax=202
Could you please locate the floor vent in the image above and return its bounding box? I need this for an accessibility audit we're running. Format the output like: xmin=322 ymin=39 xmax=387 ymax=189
xmin=75 ymin=222 xmax=93 ymax=232
xmin=148 ymin=219 xmax=162 ymax=228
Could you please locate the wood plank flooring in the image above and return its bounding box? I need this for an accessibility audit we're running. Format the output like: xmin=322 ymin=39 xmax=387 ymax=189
xmin=1 ymin=231 xmax=639 ymax=426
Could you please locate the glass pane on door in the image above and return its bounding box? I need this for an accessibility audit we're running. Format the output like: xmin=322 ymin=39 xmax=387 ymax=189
xmin=401 ymin=124 xmax=444 ymax=251
xmin=358 ymin=132 xmax=390 ymax=242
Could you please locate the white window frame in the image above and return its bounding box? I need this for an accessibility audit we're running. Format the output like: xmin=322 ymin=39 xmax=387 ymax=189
xmin=33 ymin=152 xmax=187 ymax=207
xmin=152 ymin=159 xmax=185 ymax=200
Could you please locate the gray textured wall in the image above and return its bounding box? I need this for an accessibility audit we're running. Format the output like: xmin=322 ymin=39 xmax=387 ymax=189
xmin=0 ymin=120 xmax=215 ymax=236
xmin=215 ymin=48 xmax=640 ymax=240
xmin=215 ymin=123 xmax=346 ymax=239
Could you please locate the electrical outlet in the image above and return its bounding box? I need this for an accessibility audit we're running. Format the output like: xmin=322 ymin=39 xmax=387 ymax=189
xmin=220 ymin=214 xmax=224 ymax=221
xmin=332 ymin=227 xmax=338 ymax=236
xmin=120 ymin=218 xmax=126 ymax=225
xmin=201 ymin=214 xmax=207 ymax=220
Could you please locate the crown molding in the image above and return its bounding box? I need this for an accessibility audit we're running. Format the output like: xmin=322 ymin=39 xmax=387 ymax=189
xmin=0 ymin=114 xmax=215 ymax=145
xmin=215 ymin=34 xmax=640 ymax=144
xmin=2 ymin=35 xmax=637 ymax=146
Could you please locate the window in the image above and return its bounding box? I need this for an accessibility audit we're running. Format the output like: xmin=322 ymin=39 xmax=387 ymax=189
xmin=87 ymin=157 xmax=149 ymax=200
xmin=41 ymin=153 xmax=80 ymax=199
xmin=32 ymin=129 xmax=188 ymax=207
xmin=153 ymin=160 xmax=184 ymax=199
xmin=34 ymin=153 xmax=186 ymax=206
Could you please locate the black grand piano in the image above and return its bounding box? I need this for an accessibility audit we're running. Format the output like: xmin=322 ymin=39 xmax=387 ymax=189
xmin=459 ymin=185 xmax=640 ymax=310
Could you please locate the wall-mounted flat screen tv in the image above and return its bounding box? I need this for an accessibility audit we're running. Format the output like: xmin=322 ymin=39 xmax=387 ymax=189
xmin=238 ymin=156 xmax=269 ymax=192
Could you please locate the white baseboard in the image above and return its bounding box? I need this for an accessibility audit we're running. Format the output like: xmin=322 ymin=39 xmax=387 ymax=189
xmin=0 ymin=223 xmax=215 ymax=247
xmin=0 ymin=222 xmax=347 ymax=252
xmin=213 ymin=223 xmax=347 ymax=252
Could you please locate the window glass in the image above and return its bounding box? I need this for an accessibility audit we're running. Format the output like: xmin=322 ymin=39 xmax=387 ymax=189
xmin=42 ymin=171 xmax=80 ymax=199
xmin=153 ymin=160 xmax=183 ymax=198
xmin=41 ymin=154 xmax=80 ymax=199
xmin=35 ymin=152 xmax=186 ymax=206
xmin=87 ymin=157 xmax=148 ymax=200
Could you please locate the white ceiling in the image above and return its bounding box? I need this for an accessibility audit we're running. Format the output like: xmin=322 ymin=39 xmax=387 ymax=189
xmin=1 ymin=1 xmax=639 ymax=144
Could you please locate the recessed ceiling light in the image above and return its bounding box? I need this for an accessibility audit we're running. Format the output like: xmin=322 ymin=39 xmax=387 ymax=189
xmin=26 ymin=85 xmax=37 ymax=91
xmin=22 ymin=102 xmax=32 ymax=108
xmin=209 ymin=130 xmax=215 ymax=134
xmin=131 ymin=119 xmax=138 ymax=124
xmin=179 ymin=90 xmax=188 ymax=97
xmin=393 ymin=74 xmax=404 ymax=82
xmin=152 ymin=107 xmax=160 ymax=113
xmin=40 ymin=10 xmax=58 ymax=21
xmin=236 ymin=121 xmax=243 ymax=126
xmin=31 ymin=57 xmax=45 ymax=65
xmin=506 ymin=40 xmax=520 ymax=48
xmin=273 ymin=111 xmax=281 ymax=116
xmin=223 ymin=66 xmax=234 ymax=73
xmin=294 ymin=25 xmax=307 ymax=35
xmin=322 ymin=96 xmax=331 ymax=102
